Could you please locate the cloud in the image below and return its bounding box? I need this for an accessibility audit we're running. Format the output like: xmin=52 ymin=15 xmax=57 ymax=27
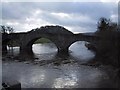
xmin=100 ymin=0 xmax=119 ymax=3
xmin=1 ymin=2 xmax=118 ymax=33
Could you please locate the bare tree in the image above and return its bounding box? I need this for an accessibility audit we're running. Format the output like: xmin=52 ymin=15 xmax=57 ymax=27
xmin=0 ymin=25 xmax=14 ymax=34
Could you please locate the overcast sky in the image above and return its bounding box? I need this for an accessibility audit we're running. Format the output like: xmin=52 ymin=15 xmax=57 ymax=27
xmin=1 ymin=1 xmax=118 ymax=33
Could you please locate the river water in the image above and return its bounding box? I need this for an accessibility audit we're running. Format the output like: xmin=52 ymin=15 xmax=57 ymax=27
xmin=2 ymin=41 xmax=119 ymax=88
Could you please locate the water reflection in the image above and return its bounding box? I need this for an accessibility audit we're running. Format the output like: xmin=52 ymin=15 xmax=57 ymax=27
xmin=32 ymin=43 xmax=57 ymax=54
xmin=5 ymin=41 xmax=95 ymax=64
xmin=2 ymin=42 xmax=118 ymax=88
xmin=7 ymin=46 xmax=20 ymax=56
xmin=53 ymin=71 xmax=78 ymax=88
xmin=3 ymin=61 xmax=115 ymax=88
xmin=20 ymin=69 xmax=46 ymax=88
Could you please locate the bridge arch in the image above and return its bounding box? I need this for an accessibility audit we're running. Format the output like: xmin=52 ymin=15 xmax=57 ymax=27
xmin=20 ymin=36 xmax=59 ymax=52
xmin=69 ymin=41 xmax=95 ymax=61
xmin=20 ymin=25 xmax=74 ymax=53
xmin=25 ymin=37 xmax=58 ymax=53
xmin=32 ymin=38 xmax=58 ymax=54
xmin=68 ymin=39 xmax=97 ymax=52
xmin=2 ymin=25 xmax=99 ymax=55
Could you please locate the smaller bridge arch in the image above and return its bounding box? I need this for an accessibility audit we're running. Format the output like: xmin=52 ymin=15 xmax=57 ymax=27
xmin=69 ymin=41 xmax=95 ymax=61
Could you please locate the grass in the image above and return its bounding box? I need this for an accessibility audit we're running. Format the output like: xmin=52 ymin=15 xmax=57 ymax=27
xmin=34 ymin=38 xmax=52 ymax=44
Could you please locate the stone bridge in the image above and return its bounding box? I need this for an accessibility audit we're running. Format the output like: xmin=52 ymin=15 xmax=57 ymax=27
xmin=2 ymin=25 xmax=99 ymax=54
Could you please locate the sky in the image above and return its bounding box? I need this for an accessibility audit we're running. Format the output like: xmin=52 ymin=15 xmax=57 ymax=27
xmin=1 ymin=0 xmax=118 ymax=33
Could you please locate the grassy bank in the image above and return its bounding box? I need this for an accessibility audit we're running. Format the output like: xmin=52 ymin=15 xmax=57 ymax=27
xmin=34 ymin=38 xmax=52 ymax=44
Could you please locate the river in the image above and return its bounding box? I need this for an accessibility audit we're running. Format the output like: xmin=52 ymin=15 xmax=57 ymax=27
xmin=2 ymin=41 xmax=119 ymax=88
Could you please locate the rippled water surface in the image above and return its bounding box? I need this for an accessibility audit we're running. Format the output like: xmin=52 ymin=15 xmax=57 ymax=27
xmin=2 ymin=41 xmax=117 ymax=88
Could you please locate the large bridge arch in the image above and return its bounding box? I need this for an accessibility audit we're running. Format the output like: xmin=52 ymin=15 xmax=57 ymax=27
xmin=20 ymin=26 xmax=74 ymax=53
xmin=21 ymin=36 xmax=59 ymax=52
xmin=32 ymin=38 xmax=58 ymax=54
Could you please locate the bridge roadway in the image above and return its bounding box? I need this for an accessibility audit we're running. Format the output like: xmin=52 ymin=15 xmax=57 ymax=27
xmin=2 ymin=25 xmax=99 ymax=54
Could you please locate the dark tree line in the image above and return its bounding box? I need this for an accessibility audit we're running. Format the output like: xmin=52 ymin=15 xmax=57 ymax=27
xmin=95 ymin=17 xmax=119 ymax=68
xmin=1 ymin=25 xmax=16 ymax=47
xmin=96 ymin=17 xmax=118 ymax=34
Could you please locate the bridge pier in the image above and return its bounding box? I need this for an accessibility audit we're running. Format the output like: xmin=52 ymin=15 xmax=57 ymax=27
xmin=58 ymin=48 xmax=68 ymax=53
xmin=57 ymin=50 xmax=69 ymax=58
xmin=57 ymin=47 xmax=69 ymax=57
xmin=20 ymin=45 xmax=33 ymax=54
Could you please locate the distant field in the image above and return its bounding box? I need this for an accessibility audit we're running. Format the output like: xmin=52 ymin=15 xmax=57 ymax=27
xmin=34 ymin=38 xmax=52 ymax=44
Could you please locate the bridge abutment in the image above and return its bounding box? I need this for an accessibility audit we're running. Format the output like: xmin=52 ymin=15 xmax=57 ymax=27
xmin=58 ymin=46 xmax=69 ymax=54
xmin=2 ymin=45 xmax=7 ymax=54
xmin=57 ymin=48 xmax=69 ymax=57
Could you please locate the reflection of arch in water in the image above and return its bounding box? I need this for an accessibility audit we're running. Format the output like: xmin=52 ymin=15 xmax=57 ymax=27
xmin=69 ymin=41 xmax=95 ymax=62
xmin=32 ymin=37 xmax=58 ymax=54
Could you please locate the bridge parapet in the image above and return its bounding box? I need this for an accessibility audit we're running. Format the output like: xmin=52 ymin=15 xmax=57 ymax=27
xmin=28 ymin=25 xmax=73 ymax=35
